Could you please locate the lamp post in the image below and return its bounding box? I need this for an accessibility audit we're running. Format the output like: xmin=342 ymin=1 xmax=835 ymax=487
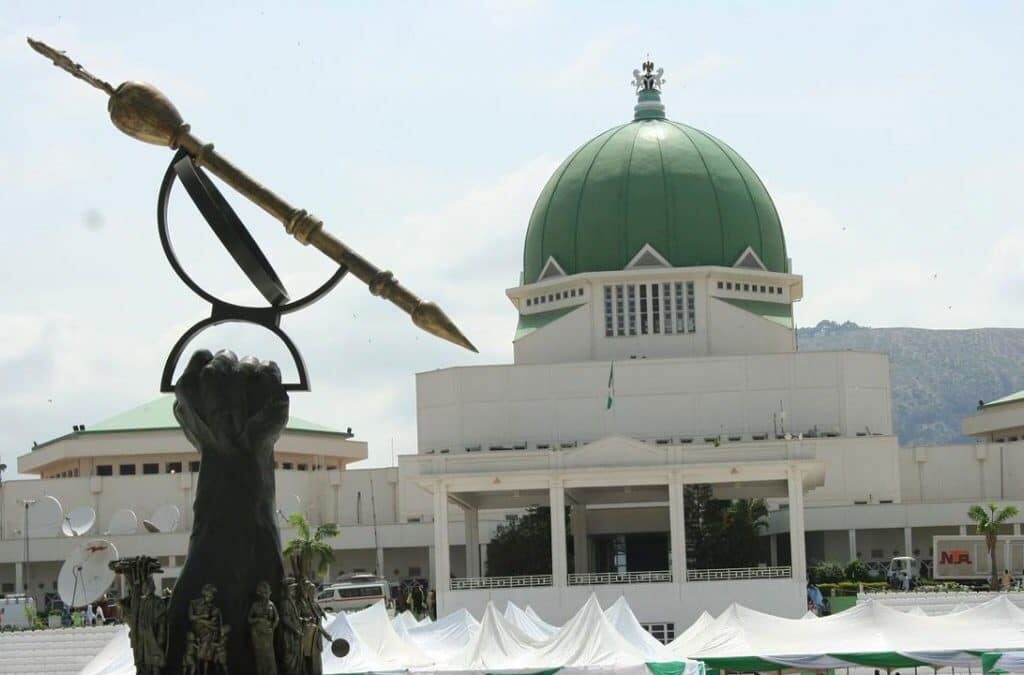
xmin=22 ymin=498 xmax=36 ymax=602
xmin=0 ymin=462 xmax=7 ymax=540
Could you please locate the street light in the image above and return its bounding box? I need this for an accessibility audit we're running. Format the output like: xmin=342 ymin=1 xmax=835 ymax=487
xmin=21 ymin=498 xmax=36 ymax=601
xmin=0 ymin=462 xmax=7 ymax=540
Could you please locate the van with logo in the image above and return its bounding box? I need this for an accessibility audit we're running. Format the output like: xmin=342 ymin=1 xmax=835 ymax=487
xmin=316 ymin=574 xmax=391 ymax=614
xmin=933 ymin=535 xmax=1024 ymax=582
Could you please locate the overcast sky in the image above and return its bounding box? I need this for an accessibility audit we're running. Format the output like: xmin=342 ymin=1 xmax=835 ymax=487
xmin=2 ymin=1 xmax=1022 ymax=479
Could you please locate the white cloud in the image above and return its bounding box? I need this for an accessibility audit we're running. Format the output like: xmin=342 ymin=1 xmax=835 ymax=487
xmin=773 ymin=192 xmax=850 ymax=245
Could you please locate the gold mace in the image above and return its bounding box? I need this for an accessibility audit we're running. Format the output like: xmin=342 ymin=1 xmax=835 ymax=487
xmin=27 ymin=38 xmax=477 ymax=353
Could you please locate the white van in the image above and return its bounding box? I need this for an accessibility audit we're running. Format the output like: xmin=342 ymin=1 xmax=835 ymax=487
xmin=0 ymin=595 xmax=38 ymax=628
xmin=316 ymin=575 xmax=390 ymax=614
xmin=887 ymin=556 xmax=921 ymax=589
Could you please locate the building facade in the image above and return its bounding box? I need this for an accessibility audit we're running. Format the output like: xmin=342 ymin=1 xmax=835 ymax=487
xmin=2 ymin=63 xmax=1022 ymax=639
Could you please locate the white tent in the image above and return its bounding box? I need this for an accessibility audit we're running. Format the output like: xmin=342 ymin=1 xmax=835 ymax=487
xmin=504 ymin=601 xmax=558 ymax=641
xmin=604 ymin=596 xmax=677 ymax=662
xmin=78 ymin=625 xmax=133 ymax=675
xmin=666 ymin=611 xmax=713 ymax=660
xmin=675 ymin=596 xmax=1024 ymax=672
xmin=80 ymin=595 xmax=702 ymax=675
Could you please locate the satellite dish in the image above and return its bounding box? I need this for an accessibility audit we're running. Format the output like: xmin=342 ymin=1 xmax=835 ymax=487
xmin=142 ymin=504 xmax=181 ymax=533
xmin=105 ymin=508 xmax=138 ymax=535
xmin=276 ymin=494 xmax=302 ymax=523
xmin=28 ymin=495 xmax=64 ymax=538
xmin=58 ymin=539 xmax=119 ymax=608
xmin=62 ymin=506 xmax=97 ymax=537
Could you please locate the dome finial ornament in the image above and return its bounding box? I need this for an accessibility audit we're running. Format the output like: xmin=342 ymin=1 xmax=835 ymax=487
xmin=632 ymin=57 xmax=666 ymax=120
xmin=631 ymin=57 xmax=665 ymax=93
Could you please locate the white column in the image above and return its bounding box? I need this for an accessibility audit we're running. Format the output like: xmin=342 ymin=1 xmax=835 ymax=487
xmin=848 ymin=529 xmax=857 ymax=561
xmin=668 ymin=473 xmax=687 ymax=584
xmin=464 ymin=508 xmax=480 ymax=577
xmin=787 ymin=467 xmax=807 ymax=583
xmin=376 ymin=545 xmax=385 ymax=578
xmin=959 ymin=525 xmax=968 ymax=535
xmin=1014 ymin=523 xmax=1021 ymax=536
xmin=571 ymin=504 xmax=589 ymax=574
xmin=432 ymin=481 xmax=450 ymax=594
xmin=549 ymin=480 xmax=567 ymax=586
xmin=480 ymin=541 xmax=489 ymax=577
xmin=903 ymin=527 xmax=913 ymax=557
xmin=15 ymin=561 xmax=23 ymax=592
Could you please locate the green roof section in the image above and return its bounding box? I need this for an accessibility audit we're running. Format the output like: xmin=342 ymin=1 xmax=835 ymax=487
xmin=514 ymin=305 xmax=585 ymax=342
xmin=983 ymin=389 xmax=1024 ymax=409
xmin=717 ymin=297 xmax=793 ymax=329
xmin=523 ymin=113 xmax=787 ymax=283
xmin=84 ymin=396 xmax=346 ymax=436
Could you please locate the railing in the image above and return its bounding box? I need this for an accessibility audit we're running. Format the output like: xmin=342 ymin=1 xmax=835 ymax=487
xmin=687 ymin=566 xmax=792 ymax=582
xmin=568 ymin=570 xmax=673 ymax=585
xmin=450 ymin=574 xmax=553 ymax=590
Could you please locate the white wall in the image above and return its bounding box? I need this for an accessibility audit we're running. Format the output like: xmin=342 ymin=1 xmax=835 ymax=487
xmin=508 ymin=266 xmax=802 ymax=367
xmin=416 ymin=351 xmax=893 ymax=452
xmin=706 ymin=297 xmax=794 ymax=356
xmin=899 ymin=441 xmax=1024 ymax=502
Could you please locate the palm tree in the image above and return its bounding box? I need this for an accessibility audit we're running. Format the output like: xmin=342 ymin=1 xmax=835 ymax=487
xmin=283 ymin=512 xmax=339 ymax=581
xmin=967 ymin=503 xmax=1020 ymax=589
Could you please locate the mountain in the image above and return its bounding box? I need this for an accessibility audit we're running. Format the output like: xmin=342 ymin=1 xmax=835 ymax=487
xmin=797 ymin=321 xmax=1024 ymax=446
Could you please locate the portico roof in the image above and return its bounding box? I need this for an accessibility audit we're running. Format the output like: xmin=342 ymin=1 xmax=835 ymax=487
xmin=403 ymin=434 xmax=824 ymax=508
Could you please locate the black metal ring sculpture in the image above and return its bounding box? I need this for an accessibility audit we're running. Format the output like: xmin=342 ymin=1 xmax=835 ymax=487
xmin=157 ymin=148 xmax=346 ymax=392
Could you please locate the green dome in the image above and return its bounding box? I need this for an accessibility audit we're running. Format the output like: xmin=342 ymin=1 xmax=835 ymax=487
xmin=523 ymin=102 xmax=787 ymax=282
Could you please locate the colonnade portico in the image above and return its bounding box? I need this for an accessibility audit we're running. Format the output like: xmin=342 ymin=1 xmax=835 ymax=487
xmin=409 ymin=435 xmax=824 ymax=621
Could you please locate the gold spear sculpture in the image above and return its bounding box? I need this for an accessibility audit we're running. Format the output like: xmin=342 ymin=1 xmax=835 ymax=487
xmin=27 ymin=38 xmax=477 ymax=353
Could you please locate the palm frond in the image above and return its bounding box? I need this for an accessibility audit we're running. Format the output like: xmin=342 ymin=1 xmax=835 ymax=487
xmin=315 ymin=523 xmax=340 ymax=541
xmin=288 ymin=512 xmax=312 ymax=540
xmin=995 ymin=505 xmax=1020 ymax=524
xmin=968 ymin=504 xmax=989 ymax=525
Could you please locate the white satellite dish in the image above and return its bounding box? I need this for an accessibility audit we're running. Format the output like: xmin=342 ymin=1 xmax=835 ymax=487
xmin=276 ymin=494 xmax=302 ymax=523
xmin=105 ymin=508 xmax=138 ymax=535
xmin=62 ymin=506 xmax=97 ymax=537
xmin=142 ymin=504 xmax=181 ymax=533
xmin=58 ymin=539 xmax=118 ymax=608
xmin=28 ymin=495 xmax=64 ymax=538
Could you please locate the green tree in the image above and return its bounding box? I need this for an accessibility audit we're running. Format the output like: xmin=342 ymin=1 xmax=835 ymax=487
xmin=283 ymin=512 xmax=339 ymax=580
xmin=685 ymin=485 xmax=769 ymax=569
xmin=845 ymin=558 xmax=871 ymax=582
xmin=485 ymin=506 xmax=573 ymax=577
xmin=968 ymin=503 xmax=1020 ymax=589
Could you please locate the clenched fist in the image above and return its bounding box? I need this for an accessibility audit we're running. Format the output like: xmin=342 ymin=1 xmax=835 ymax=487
xmin=173 ymin=349 xmax=289 ymax=456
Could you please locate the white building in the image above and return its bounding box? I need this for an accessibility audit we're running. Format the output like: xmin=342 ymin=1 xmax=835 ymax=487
xmin=2 ymin=64 xmax=1022 ymax=641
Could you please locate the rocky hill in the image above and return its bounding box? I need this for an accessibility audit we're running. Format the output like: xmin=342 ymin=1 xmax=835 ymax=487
xmin=797 ymin=321 xmax=1024 ymax=446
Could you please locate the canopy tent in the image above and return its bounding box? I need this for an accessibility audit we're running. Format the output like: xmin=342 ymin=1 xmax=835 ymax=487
xmin=403 ymin=594 xmax=701 ymax=675
xmin=666 ymin=611 xmax=714 ymax=661
xmin=983 ymin=651 xmax=1024 ymax=674
xmin=505 ymin=601 xmax=559 ymax=641
xmin=79 ymin=625 xmax=132 ymax=675
xmin=673 ymin=596 xmax=1024 ymax=672
xmin=80 ymin=595 xmax=702 ymax=675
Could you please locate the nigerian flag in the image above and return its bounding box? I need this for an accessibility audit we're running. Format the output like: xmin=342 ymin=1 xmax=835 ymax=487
xmin=606 ymin=362 xmax=615 ymax=410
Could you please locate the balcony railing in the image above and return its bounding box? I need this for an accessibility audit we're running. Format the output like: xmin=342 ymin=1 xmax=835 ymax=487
xmin=568 ymin=570 xmax=673 ymax=585
xmin=450 ymin=574 xmax=553 ymax=590
xmin=687 ymin=566 xmax=792 ymax=582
